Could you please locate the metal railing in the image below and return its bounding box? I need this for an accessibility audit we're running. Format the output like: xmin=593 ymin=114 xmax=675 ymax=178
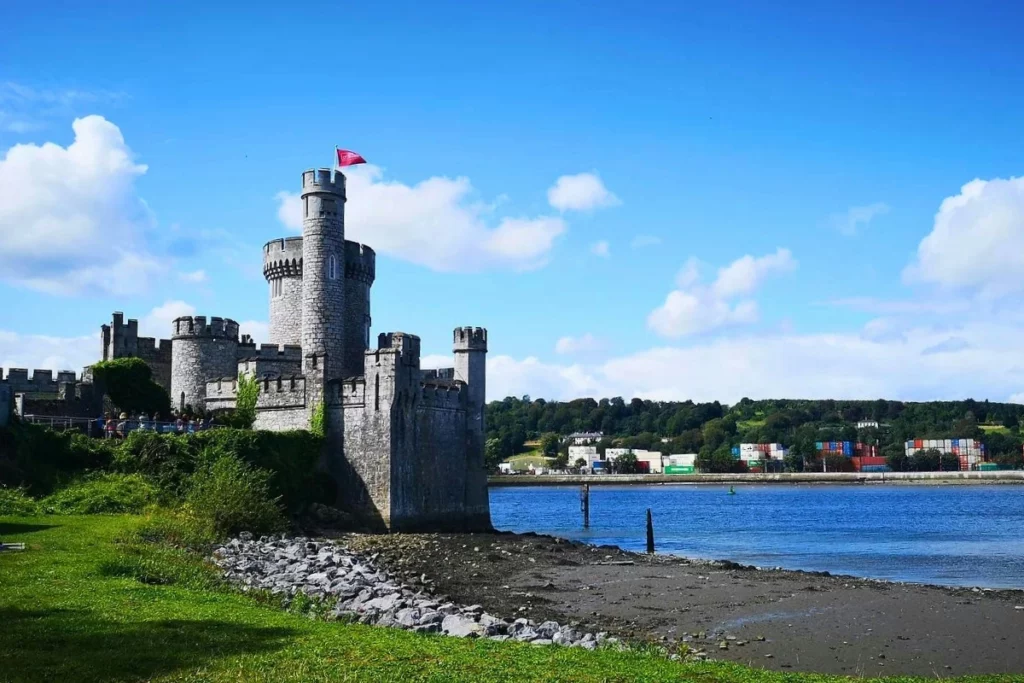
xmin=18 ymin=414 xmax=223 ymax=437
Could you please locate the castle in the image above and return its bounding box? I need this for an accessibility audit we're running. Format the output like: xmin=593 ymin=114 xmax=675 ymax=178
xmin=4 ymin=168 xmax=491 ymax=532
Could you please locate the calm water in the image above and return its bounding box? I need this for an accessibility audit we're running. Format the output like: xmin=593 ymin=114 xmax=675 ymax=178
xmin=489 ymin=484 xmax=1024 ymax=589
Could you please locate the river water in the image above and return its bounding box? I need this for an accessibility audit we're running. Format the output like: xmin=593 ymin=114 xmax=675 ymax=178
xmin=488 ymin=484 xmax=1024 ymax=589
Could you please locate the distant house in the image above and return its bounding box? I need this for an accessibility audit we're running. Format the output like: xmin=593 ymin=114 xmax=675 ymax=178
xmin=567 ymin=431 xmax=603 ymax=445
xmin=568 ymin=445 xmax=598 ymax=464
xmin=497 ymin=462 xmax=513 ymax=474
xmin=856 ymin=420 xmax=880 ymax=429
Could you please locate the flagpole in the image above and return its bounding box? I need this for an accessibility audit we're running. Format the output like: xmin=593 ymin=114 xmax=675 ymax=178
xmin=334 ymin=145 xmax=339 ymax=177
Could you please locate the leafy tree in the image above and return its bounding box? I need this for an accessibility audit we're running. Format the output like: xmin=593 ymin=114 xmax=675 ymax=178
xmin=540 ymin=432 xmax=560 ymax=457
xmin=613 ymin=452 xmax=639 ymax=474
xmin=573 ymin=458 xmax=587 ymax=470
xmin=91 ymin=358 xmax=170 ymax=416
xmin=552 ymin=452 xmax=568 ymax=470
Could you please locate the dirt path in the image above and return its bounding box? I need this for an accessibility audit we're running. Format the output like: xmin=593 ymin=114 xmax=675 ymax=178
xmin=341 ymin=530 xmax=1024 ymax=677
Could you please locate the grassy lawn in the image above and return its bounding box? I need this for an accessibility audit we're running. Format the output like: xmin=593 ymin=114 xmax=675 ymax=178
xmin=506 ymin=453 xmax=554 ymax=471
xmin=0 ymin=516 xmax=1011 ymax=683
xmin=979 ymin=425 xmax=1010 ymax=434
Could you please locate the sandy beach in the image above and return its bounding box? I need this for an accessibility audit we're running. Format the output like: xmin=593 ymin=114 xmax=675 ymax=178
xmin=343 ymin=530 xmax=1024 ymax=677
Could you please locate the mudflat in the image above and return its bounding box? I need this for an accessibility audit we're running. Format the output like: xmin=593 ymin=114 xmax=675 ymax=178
xmin=344 ymin=530 xmax=1024 ymax=677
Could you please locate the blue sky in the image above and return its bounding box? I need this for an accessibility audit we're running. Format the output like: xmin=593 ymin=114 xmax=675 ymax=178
xmin=3 ymin=1 xmax=1024 ymax=402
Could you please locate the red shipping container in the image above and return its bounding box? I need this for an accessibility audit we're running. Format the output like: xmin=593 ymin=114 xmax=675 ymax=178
xmin=915 ymin=439 xmax=923 ymax=448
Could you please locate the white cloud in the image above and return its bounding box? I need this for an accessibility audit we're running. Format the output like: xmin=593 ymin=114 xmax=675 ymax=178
xmin=0 ymin=115 xmax=162 ymax=295
xmin=1008 ymin=393 xmax=1024 ymax=405
xmin=0 ymin=329 xmax=95 ymax=374
xmin=590 ymin=240 xmax=610 ymax=258
xmin=239 ymin=320 xmax=270 ymax=344
xmin=648 ymin=249 xmax=796 ymax=338
xmin=711 ymin=248 xmax=796 ymax=299
xmin=275 ymin=190 xmax=303 ymax=231
xmin=488 ymin=320 xmax=1024 ymax=404
xmin=139 ymin=300 xmax=195 ymax=338
xmin=420 ymin=354 xmax=453 ymax=370
xmin=177 ymin=269 xmax=207 ymax=284
xmin=554 ymin=333 xmax=602 ymax=355
xmin=274 ymin=165 xmax=566 ymax=272
xmin=904 ymin=176 xmax=1024 ymax=298
xmin=630 ymin=235 xmax=661 ymax=248
xmin=547 ymin=172 xmax=620 ymax=212
xmin=831 ymin=202 xmax=889 ymax=237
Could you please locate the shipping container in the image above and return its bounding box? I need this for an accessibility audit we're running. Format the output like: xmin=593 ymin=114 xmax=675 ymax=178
xmin=815 ymin=442 xmax=823 ymax=450
xmin=861 ymin=465 xmax=891 ymax=473
xmin=915 ymin=439 xmax=923 ymax=448
xmin=843 ymin=442 xmax=853 ymax=456
xmin=664 ymin=465 xmax=695 ymax=474
xmin=731 ymin=446 xmax=740 ymax=455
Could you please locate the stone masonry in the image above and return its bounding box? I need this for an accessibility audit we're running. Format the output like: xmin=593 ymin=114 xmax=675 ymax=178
xmin=71 ymin=166 xmax=493 ymax=532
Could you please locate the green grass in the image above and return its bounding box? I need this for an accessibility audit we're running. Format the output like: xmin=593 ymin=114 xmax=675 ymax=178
xmin=505 ymin=453 xmax=554 ymax=471
xmin=0 ymin=516 xmax=1013 ymax=683
xmin=979 ymin=425 xmax=1011 ymax=434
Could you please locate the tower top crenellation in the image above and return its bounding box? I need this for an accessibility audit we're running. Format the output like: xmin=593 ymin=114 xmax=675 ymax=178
xmin=301 ymin=168 xmax=346 ymax=197
xmin=172 ymin=315 xmax=240 ymax=341
xmin=453 ymin=326 xmax=487 ymax=351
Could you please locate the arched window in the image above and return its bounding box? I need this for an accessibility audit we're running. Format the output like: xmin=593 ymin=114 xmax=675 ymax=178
xmin=328 ymin=254 xmax=338 ymax=280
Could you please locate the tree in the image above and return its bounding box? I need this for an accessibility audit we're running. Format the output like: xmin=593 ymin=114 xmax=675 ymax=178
xmin=573 ymin=458 xmax=587 ymax=471
xmin=614 ymin=452 xmax=639 ymax=474
xmin=540 ymin=432 xmax=560 ymax=457
xmin=485 ymin=438 xmax=503 ymax=470
xmin=552 ymin=452 xmax=568 ymax=470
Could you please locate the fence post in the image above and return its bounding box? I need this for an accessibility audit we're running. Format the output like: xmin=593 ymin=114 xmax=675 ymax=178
xmin=646 ymin=508 xmax=655 ymax=554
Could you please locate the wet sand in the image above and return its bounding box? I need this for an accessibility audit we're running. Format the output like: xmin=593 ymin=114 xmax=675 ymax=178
xmin=343 ymin=531 xmax=1024 ymax=677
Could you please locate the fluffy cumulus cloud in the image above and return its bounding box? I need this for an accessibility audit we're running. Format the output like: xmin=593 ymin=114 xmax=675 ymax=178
xmin=831 ymin=202 xmax=889 ymax=237
xmin=0 ymin=115 xmax=161 ymax=295
xmin=547 ymin=172 xmax=620 ymax=212
xmin=239 ymin=320 xmax=270 ymax=344
xmin=647 ymin=249 xmax=796 ymax=338
xmin=589 ymin=240 xmax=610 ymax=258
xmin=0 ymin=329 xmax=95 ymax=374
xmin=488 ymin=320 xmax=1024 ymax=404
xmin=275 ymin=165 xmax=566 ymax=272
xmin=904 ymin=176 xmax=1024 ymax=298
xmin=554 ymin=333 xmax=602 ymax=355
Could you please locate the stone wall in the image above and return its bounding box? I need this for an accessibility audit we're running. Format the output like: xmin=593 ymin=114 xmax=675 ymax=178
xmin=137 ymin=339 xmax=172 ymax=392
xmin=205 ymin=377 xmax=237 ymax=412
xmin=301 ymin=169 xmax=347 ymax=382
xmin=343 ymin=240 xmax=375 ymax=377
xmin=1 ymin=368 xmax=77 ymax=398
xmin=170 ymin=316 xmax=240 ymax=413
xmin=263 ymin=237 xmax=304 ymax=346
xmin=251 ymin=374 xmax=308 ymax=431
xmin=0 ymin=384 xmax=10 ymax=427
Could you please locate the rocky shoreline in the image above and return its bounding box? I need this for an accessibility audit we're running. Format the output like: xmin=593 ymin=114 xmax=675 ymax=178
xmin=212 ymin=533 xmax=625 ymax=651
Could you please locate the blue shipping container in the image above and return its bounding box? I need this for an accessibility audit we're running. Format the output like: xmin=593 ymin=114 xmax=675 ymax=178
xmin=731 ymin=446 xmax=740 ymax=455
xmin=952 ymin=439 xmax=958 ymax=446
xmin=843 ymin=442 xmax=853 ymax=456
xmin=815 ymin=442 xmax=823 ymax=449
xmin=861 ymin=465 xmax=891 ymax=473
xmin=592 ymin=461 xmax=606 ymax=470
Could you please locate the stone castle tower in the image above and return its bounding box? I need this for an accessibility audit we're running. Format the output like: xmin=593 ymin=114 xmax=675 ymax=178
xmin=105 ymin=165 xmax=492 ymax=532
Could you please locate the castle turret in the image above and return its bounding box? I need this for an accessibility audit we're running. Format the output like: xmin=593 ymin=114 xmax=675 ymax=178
xmin=170 ymin=316 xmax=240 ymax=413
xmin=344 ymin=240 xmax=376 ymax=377
xmin=453 ymin=326 xmax=491 ymax=529
xmin=263 ymin=237 xmax=304 ymax=346
xmin=300 ymin=169 xmax=346 ymax=384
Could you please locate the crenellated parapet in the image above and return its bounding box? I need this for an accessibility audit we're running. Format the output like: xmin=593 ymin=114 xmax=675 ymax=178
xmin=453 ymin=326 xmax=488 ymax=351
xmin=263 ymin=237 xmax=304 ymax=280
xmin=172 ymin=316 xmax=240 ymax=340
xmin=1 ymin=368 xmax=79 ymax=395
xmin=301 ymin=168 xmax=346 ymax=198
xmin=421 ymin=367 xmax=456 ymax=381
xmin=377 ymin=332 xmax=421 ymax=367
xmin=344 ymin=240 xmax=376 ymax=284
xmin=236 ymin=342 xmax=303 ymax=363
xmin=255 ymin=373 xmax=306 ymax=410
xmin=326 ymin=377 xmax=365 ymax=408
xmin=419 ymin=380 xmax=467 ymax=411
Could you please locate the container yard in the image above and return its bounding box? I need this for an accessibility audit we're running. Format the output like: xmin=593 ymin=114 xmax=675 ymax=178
xmin=905 ymin=438 xmax=987 ymax=471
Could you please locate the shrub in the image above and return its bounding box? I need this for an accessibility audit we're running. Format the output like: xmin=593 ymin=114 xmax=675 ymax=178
xmin=91 ymin=357 xmax=171 ymax=416
xmin=42 ymin=473 xmax=159 ymax=514
xmin=0 ymin=423 xmax=114 ymax=494
xmin=0 ymin=486 xmax=39 ymax=516
xmin=183 ymin=450 xmax=285 ymax=539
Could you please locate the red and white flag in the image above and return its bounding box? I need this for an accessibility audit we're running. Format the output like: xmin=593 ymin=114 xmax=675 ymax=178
xmin=335 ymin=148 xmax=367 ymax=168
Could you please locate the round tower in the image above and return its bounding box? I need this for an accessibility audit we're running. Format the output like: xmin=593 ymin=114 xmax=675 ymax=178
xmin=343 ymin=240 xmax=375 ymax=377
xmin=300 ymin=168 xmax=346 ymax=381
xmin=263 ymin=236 xmax=304 ymax=345
xmin=170 ymin=316 xmax=240 ymax=413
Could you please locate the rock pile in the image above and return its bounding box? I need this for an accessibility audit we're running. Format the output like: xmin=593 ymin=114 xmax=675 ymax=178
xmin=213 ymin=533 xmax=613 ymax=649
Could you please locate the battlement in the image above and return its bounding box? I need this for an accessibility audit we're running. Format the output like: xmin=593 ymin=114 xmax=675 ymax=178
xmin=326 ymin=377 xmax=366 ymax=408
xmin=301 ymin=168 xmax=346 ymax=197
xmin=172 ymin=316 xmax=240 ymax=340
xmin=420 ymin=380 xmax=466 ymax=411
xmin=1 ymin=368 xmax=78 ymax=394
xmin=377 ymin=332 xmax=421 ymax=365
xmin=255 ymin=373 xmax=307 ymax=411
xmin=453 ymin=326 xmax=488 ymax=351
xmin=236 ymin=343 xmax=303 ymax=362
xmin=344 ymin=240 xmax=376 ymax=284
xmin=136 ymin=336 xmax=172 ymax=359
xmin=422 ymin=367 xmax=456 ymax=381
xmin=263 ymin=237 xmax=304 ymax=280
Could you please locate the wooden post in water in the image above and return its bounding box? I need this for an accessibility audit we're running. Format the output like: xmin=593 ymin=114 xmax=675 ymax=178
xmin=646 ymin=508 xmax=655 ymax=554
xmin=581 ymin=484 xmax=590 ymax=529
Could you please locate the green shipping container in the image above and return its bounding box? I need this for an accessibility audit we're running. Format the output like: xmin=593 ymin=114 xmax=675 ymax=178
xmin=664 ymin=465 xmax=695 ymax=474
xmin=978 ymin=463 xmax=999 ymax=471
xmin=745 ymin=460 xmax=762 ymax=467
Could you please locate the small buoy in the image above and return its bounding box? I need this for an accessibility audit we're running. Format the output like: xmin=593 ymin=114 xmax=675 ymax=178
xmin=729 ymin=485 xmax=736 ymax=495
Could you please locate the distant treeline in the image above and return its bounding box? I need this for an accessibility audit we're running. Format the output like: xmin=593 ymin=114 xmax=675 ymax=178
xmin=485 ymin=396 xmax=1024 ymax=469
